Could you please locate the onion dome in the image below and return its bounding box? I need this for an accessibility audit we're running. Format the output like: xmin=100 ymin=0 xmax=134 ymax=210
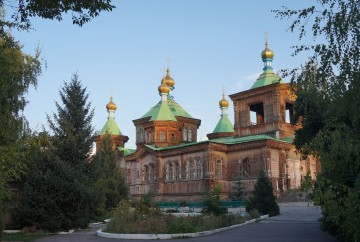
xmin=106 ymin=96 xmax=117 ymax=111
xmin=158 ymin=79 xmax=170 ymax=94
xmin=261 ymin=40 xmax=274 ymax=59
xmin=164 ymin=69 xmax=175 ymax=88
xmin=219 ymin=93 xmax=229 ymax=108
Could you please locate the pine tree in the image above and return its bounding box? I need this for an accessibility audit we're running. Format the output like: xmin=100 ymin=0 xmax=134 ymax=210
xmin=48 ymin=74 xmax=94 ymax=168
xmin=90 ymin=134 xmax=129 ymax=219
xmin=246 ymin=170 xmax=279 ymax=217
xmin=16 ymin=132 xmax=93 ymax=231
xmin=19 ymin=74 xmax=96 ymax=230
xmin=229 ymin=171 xmax=245 ymax=201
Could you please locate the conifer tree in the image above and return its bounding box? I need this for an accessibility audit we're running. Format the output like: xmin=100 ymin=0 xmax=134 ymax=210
xmin=48 ymin=74 xmax=94 ymax=168
xmin=24 ymin=75 xmax=94 ymax=230
xmin=16 ymin=132 xmax=93 ymax=231
xmin=246 ymin=170 xmax=279 ymax=216
xmin=90 ymin=134 xmax=129 ymax=219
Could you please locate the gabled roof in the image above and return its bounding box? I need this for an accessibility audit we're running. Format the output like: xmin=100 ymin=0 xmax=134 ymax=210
xmin=141 ymin=99 xmax=193 ymax=120
xmin=250 ymin=70 xmax=284 ymax=89
xmin=99 ymin=117 xmax=122 ymax=135
xmin=212 ymin=115 xmax=234 ymax=133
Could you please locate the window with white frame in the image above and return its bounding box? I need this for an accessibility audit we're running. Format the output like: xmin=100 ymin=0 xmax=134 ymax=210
xmin=182 ymin=128 xmax=187 ymax=141
xmin=188 ymin=129 xmax=192 ymax=141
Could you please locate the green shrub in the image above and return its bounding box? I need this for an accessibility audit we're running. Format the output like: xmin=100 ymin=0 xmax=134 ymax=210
xmin=167 ymin=217 xmax=196 ymax=234
xmin=248 ymin=209 xmax=260 ymax=219
xmin=246 ymin=171 xmax=279 ymax=217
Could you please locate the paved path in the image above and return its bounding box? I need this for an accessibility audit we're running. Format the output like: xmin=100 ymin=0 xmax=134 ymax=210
xmin=35 ymin=203 xmax=339 ymax=242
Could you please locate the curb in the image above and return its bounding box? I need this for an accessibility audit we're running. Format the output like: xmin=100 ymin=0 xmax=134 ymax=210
xmin=97 ymin=215 xmax=269 ymax=240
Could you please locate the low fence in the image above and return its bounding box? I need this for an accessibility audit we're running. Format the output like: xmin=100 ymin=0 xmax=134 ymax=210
xmin=156 ymin=200 xmax=246 ymax=210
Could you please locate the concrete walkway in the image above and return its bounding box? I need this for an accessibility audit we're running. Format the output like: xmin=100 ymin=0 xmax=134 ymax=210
xmin=35 ymin=202 xmax=339 ymax=242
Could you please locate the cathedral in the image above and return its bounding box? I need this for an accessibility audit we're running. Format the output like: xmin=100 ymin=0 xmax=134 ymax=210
xmin=95 ymin=42 xmax=320 ymax=201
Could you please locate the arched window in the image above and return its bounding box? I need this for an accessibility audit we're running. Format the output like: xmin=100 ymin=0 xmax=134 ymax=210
xmin=195 ymin=157 xmax=202 ymax=179
xmin=182 ymin=128 xmax=187 ymax=141
xmin=144 ymin=130 xmax=147 ymax=143
xmin=174 ymin=161 xmax=180 ymax=180
xmin=242 ymin=158 xmax=250 ymax=177
xmin=147 ymin=163 xmax=155 ymax=182
xmin=168 ymin=162 xmax=173 ymax=181
xmin=144 ymin=165 xmax=149 ymax=182
xmin=215 ymin=159 xmax=222 ymax=179
xmin=186 ymin=159 xmax=192 ymax=180
xmin=159 ymin=131 xmax=165 ymax=142
xmin=171 ymin=132 xmax=175 ymax=141
xmin=189 ymin=160 xmax=196 ymax=180
xmin=188 ymin=129 xmax=192 ymax=142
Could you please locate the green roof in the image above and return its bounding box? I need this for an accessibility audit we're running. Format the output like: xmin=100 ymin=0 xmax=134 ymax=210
xmin=213 ymin=115 xmax=234 ymax=133
xmin=251 ymin=70 xmax=284 ymax=89
xmin=142 ymin=99 xmax=193 ymax=120
xmin=149 ymin=101 xmax=177 ymax=121
xmin=144 ymin=134 xmax=286 ymax=151
xmin=99 ymin=117 xmax=122 ymax=135
xmin=117 ymin=147 xmax=136 ymax=156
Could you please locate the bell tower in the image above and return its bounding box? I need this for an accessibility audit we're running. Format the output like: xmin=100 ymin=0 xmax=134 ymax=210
xmin=229 ymin=41 xmax=299 ymax=140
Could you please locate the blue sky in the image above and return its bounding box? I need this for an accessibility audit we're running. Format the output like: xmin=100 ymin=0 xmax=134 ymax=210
xmin=11 ymin=1 xmax=314 ymax=148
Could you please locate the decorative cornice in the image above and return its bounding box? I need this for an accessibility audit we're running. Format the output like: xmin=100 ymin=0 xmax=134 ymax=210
xmin=229 ymin=83 xmax=290 ymax=101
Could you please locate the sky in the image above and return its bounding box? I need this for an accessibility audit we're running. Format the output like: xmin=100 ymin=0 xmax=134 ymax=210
xmin=10 ymin=0 xmax=315 ymax=149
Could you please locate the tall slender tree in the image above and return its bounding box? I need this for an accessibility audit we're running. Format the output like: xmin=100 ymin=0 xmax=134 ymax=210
xmin=48 ymin=74 xmax=94 ymax=168
xmin=274 ymin=0 xmax=360 ymax=240
xmin=90 ymin=134 xmax=129 ymax=219
xmin=17 ymin=76 xmax=96 ymax=231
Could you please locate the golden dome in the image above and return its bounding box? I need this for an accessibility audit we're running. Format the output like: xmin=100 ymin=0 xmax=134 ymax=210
xmin=219 ymin=94 xmax=229 ymax=108
xmin=106 ymin=96 xmax=117 ymax=111
xmin=164 ymin=69 xmax=175 ymax=88
xmin=158 ymin=79 xmax=170 ymax=94
xmin=261 ymin=41 xmax=274 ymax=59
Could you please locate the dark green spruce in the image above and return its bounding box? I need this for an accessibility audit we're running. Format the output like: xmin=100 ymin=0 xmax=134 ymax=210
xmin=246 ymin=170 xmax=279 ymax=217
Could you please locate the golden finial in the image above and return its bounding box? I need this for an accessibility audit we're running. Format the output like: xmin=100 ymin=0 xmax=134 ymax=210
xmin=261 ymin=33 xmax=274 ymax=59
xmin=219 ymin=87 xmax=229 ymax=108
xmin=106 ymin=96 xmax=117 ymax=111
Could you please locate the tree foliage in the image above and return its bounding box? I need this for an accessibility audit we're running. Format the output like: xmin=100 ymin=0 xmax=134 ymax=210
xmin=0 ymin=32 xmax=41 ymax=233
xmin=246 ymin=170 xmax=279 ymax=217
xmin=0 ymin=0 xmax=115 ymax=30
xmin=16 ymin=76 xmax=96 ymax=231
xmin=203 ymin=184 xmax=227 ymax=216
xmin=229 ymin=173 xmax=245 ymax=201
xmin=15 ymin=132 xmax=93 ymax=231
xmin=90 ymin=134 xmax=128 ymax=219
xmin=274 ymin=0 xmax=360 ymax=240
xmin=48 ymin=74 xmax=94 ymax=168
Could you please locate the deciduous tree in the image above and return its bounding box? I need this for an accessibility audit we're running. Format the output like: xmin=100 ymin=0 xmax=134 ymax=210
xmin=274 ymin=0 xmax=360 ymax=240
